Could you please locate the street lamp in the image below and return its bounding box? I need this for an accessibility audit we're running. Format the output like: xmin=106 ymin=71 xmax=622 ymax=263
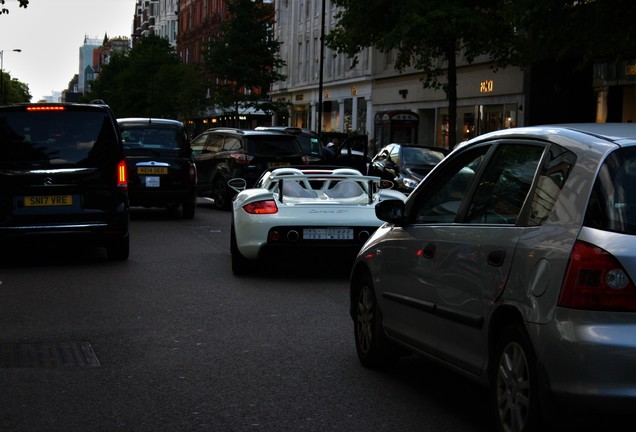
xmin=1 ymin=48 xmax=22 ymax=105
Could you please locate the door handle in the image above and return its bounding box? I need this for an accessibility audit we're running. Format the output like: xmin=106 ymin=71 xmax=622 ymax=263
xmin=487 ymin=249 xmax=506 ymax=267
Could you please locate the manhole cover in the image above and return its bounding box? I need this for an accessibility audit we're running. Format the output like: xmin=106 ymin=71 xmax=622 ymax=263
xmin=0 ymin=341 xmax=100 ymax=368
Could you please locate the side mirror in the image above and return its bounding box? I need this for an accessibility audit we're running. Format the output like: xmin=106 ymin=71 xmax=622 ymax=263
xmin=375 ymin=199 xmax=406 ymax=225
xmin=228 ymin=178 xmax=247 ymax=193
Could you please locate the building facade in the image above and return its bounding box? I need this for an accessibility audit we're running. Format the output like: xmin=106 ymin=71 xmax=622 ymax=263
xmin=270 ymin=0 xmax=527 ymax=152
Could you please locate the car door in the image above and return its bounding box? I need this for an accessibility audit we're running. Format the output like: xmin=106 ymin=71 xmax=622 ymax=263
xmin=428 ymin=142 xmax=545 ymax=375
xmin=377 ymin=144 xmax=491 ymax=355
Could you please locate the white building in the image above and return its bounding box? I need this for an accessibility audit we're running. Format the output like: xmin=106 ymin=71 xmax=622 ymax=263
xmin=271 ymin=0 xmax=526 ymax=151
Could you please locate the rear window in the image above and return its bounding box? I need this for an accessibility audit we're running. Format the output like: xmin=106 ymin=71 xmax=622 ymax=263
xmin=245 ymin=135 xmax=302 ymax=157
xmin=120 ymin=124 xmax=187 ymax=156
xmin=585 ymin=147 xmax=636 ymax=234
xmin=0 ymin=108 xmax=118 ymax=168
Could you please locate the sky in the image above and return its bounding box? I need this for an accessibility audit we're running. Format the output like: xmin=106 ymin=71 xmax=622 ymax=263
xmin=0 ymin=0 xmax=136 ymax=102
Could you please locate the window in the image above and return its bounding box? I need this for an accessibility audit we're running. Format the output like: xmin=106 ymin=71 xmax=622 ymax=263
xmin=466 ymin=144 xmax=544 ymax=225
xmin=411 ymin=146 xmax=489 ymax=224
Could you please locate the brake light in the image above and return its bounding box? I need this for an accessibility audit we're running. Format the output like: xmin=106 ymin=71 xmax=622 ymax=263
xmin=243 ymin=200 xmax=278 ymax=214
xmin=302 ymin=155 xmax=309 ymax=165
xmin=559 ymin=241 xmax=636 ymax=311
xmin=117 ymin=160 xmax=128 ymax=189
xmin=230 ymin=153 xmax=254 ymax=165
xmin=26 ymin=106 xmax=65 ymax=111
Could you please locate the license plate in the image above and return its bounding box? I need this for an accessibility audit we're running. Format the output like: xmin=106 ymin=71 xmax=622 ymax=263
xmin=24 ymin=195 xmax=73 ymax=207
xmin=303 ymin=228 xmax=354 ymax=240
xmin=138 ymin=167 xmax=168 ymax=175
xmin=145 ymin=176 xmax=160 ymax=187
xmin=268 ymin=162 xmax=290 ymax=168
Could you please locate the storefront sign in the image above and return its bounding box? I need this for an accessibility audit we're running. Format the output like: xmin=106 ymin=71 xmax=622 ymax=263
xmin=295 ymin=94 xmax=304 ymax=101
xmin=626 ymin=64 xmax=636 ymax=76
xmin=480 ymin=80 xmax=494 ymax=93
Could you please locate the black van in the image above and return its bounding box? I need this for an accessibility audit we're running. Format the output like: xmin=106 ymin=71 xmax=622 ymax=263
xmin=0 ymin=102 xmax=130 ymax=260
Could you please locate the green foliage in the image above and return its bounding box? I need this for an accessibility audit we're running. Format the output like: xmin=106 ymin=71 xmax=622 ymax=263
xmin=85 ymin=35 xmax=207 ymax=120
xmin=0 ymin=0 xmax=28 ymax=15
xmin=205 ymin=0 xmax=286 ymax=115
xmin=326 ymin=0 xmax=516 ymax=148
xmin=0 ymin=70 xmax=31 ymax=103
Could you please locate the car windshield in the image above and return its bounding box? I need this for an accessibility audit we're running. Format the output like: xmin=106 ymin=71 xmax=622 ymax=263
xmin=585 ymin=146 xmax=636 ymax=234
xmin=246 ymin=135 xmax=301 ymax=156
xmin=0 ymin=109 xmax=116 ymax=168
xmin=403 ymin=147 xmax=446 ymax=165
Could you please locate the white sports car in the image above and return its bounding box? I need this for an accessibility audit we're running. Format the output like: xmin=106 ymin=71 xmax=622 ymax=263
xmin=229 ymin=167 xmax=407 ymax=275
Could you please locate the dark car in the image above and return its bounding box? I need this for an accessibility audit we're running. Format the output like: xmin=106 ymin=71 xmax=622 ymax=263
xmin=331 ymin=134 xmax=371 ymax=173
xmin=0 ymin=102 xmax=130 ymax=260
xmin=255 ymin=126 xmax=325 ymax=164
xmin=368 ymin=143 xmax=448 ymax=194
xmin=117 ymin=118 xmax=197 ymax=219
xmin=191 ymin=127 xmax=307 ymax=210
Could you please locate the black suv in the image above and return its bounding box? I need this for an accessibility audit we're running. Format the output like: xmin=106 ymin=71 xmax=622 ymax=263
xmin=118 ymin=118 xmax=197 ymax=219
xmin=191 ymin=127 xmax=307 ymax=209
xmin=0 ymin=102 xmax=130 ymax=260
xmin=255 ymin=126 xmax=325 ymax=164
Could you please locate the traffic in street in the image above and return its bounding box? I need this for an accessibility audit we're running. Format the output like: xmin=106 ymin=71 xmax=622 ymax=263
xmin=0 ymin=202 xmax=496 ymax=432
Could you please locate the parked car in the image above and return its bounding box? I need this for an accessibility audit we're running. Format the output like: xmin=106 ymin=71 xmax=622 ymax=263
xmin=331 ymin=134 xmax=370 ymax=173
xmin=118 ymin=118 xmax=197 ymax=219
xmin=368 ymin=143 xmax=449 ymax=194
xmin=230 ymin=166 xmax=406 ymax=275
xmin=0 ymin=101 xmax=130 ymax=260
xmin=191 ymin=127 xmax=307 ymax=210
xmin=255 ymin=126 xmax=325 ymax=164
xmin=349 ymin=123 xmax=636 ymax=431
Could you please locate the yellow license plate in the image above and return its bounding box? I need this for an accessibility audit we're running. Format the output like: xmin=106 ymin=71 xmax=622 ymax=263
xmin=268 ymin=162 xmax=290 ymax=168
xmin=137 ymin=167 xmax=168 ymax=175
xmin=24 ymin=195 xmax=73 ymax=207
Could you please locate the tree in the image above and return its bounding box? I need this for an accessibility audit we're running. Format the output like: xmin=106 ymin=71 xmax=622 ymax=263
xmin=326 ymin=0 xmax=517 ymax=149
xmin=0 ymin=0 xmax=28 ymax=15
xmin=0 ymin=71 xmax=30 ymax=103
xmin=85 ymin=35 xmax=207 ymax=120
xmin=204 ymin=0 xmax=286 ymax=125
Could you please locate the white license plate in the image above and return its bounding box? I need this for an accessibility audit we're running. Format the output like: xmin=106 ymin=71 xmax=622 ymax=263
xmin=303 ymin=228 xmax=354 ymax=240
xmin=145 ymin=176 xmax=160 ymax=187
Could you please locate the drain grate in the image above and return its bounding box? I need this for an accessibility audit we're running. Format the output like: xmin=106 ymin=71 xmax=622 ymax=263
xmin=0 ymin=341 xmax=100 ymax=368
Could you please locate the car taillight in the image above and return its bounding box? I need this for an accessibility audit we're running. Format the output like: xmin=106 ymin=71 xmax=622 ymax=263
xmin=242 ymin=200 xmax=278 ymax=214
xmin=302 ymin=155 xmax=309 ymax=165
xmin=559 ymin=240 xmax=636 ymax=311
xmin=230 ymin=153 xmax=253 ymax=165
xmin=117 ymin=160 xmax=128 ymax=189
xmin=189 ymin=162 xmax=197 ymax=184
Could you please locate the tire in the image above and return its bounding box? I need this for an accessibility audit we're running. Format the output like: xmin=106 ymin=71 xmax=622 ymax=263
xmin=212 ymin=177 xmax=231 ymax=211
xmin=182 ymin=196 xmax=196 ymax=219
xmin=230 ymin=223 xmax=254 ymax=276
xmin=493 ymin=323 xmax=542 ymax=432
xmin=106 ymin=235 xmax=130 ymax=261
xmin=353 ymin=270 xmax=398 ymax=369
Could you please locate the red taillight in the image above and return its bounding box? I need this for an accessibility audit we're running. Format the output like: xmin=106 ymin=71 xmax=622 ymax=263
xmin=230 ymin=153 xmax=253 ymax=165
xmin=559 ymin=241 xmax=636 ymax=311
xmin=302 ymin=155 xmax=309 ymax=165
xmin=242 ymin=200 xmax=278 ymax=214
xmin=117 ymin=160 xmax=128 ymax=189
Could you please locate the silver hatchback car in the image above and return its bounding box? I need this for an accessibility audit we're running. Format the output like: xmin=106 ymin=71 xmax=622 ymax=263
xmin=350 ymin=124 xmax=636 ymax=431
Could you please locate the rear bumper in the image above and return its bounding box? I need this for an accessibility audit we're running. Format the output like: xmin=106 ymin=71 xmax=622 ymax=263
xmin=128 ymin=187 xmax=197 ymax=208
xmin=529 ymin=309 xmax=636 ymax=412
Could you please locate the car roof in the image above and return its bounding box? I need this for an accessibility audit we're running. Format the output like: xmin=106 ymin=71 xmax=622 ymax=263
xmin=117 ymin=117 xmax=185 ymax=126
xmin=200 ymin=127 xmax=297 ymax=137
xmin=255 ymin=126 xmax=319 ymax=136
